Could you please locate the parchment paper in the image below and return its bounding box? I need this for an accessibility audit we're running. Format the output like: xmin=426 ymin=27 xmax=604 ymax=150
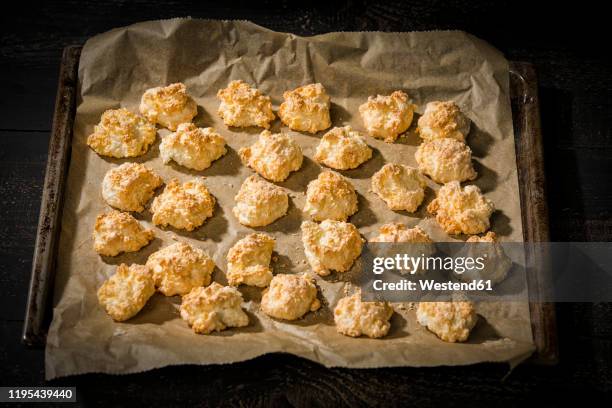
xmin=45 ymin=19 xmax=534 ymax=379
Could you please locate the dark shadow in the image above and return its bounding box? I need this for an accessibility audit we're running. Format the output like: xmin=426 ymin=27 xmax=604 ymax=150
xmin=212 ymin=266 xmax=228 ymax=286
xmin=130 ymin=294 xmax=180 ymax=325
xmin=468 ymin=123 xmax=494 ymax=158
xmin=330 ymin=102 xmax=352 ymax=124
xmin=350 ymin=191 xmax=378 ymax=228
xmin=490 ymin=210 xmax=512 ymax=238
xmin=396 ymin=112 xmax=421 ymax=146
xmin=287 ymin=283 xmax=334 ymax=327
xmin=273 ymin=253 xmax=296 ymax=274
xmin=465 ymin=315 xmax=501 ymax=344
xmin=385 ymin=311 xmax=409 ymax=339
xmin=339 ymin=146 xmax=385 ymax=179
xmin=278 ymin=155 xmax=321 ymax=192
xmin=100 ymin=238 xmax=163 ymax=266
xmin=193 ymin=105 xmax=214 ymax=128
xmin=210 ymin=309 xmax=265 ymax=336
xmin=472 ymin=160 xmax=498 ymax=194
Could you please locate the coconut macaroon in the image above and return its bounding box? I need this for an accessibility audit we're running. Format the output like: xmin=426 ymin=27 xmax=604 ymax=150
xmin=416 ymin=301 xmax=478 ymax=343
xmin=358 ymin=90 xmax=414 ymax=143
xmin=93 ymin=210 xmax=155 ymax=256
xmin=454 ymin=231 xmax=511 ymax=285
xmin=314 ymin=126 xmax=373 ymax=170
xmin=371 ymin=164 xmax=427 ymax=212
xmin=150 ymin=178 xmax=215 ymax=231
xmin=97 ymin=263 xmax=155 ymax=322
xmin=87 ymin=108 xmax=157 ymax=158
xmin=370 ymin=223 xmax=433 ymax=244
xmin=226 ymin=233 xmax=276 ymax=287
xmin=301 ymin=220 xmax=364 ymax=276
xmin=216 ymin=80 xmax=275 ymax=129
xmin=159 ymin=123 xmax=227 ymax=171
xmin=417 ymin=101 xmax=471 ymax=143
xmin=278 ymin=83 xmax=331 ymax=133
xmin=303 ymin=171 xmax=358 ymax=222
xmin=139 ymin=82 xmax=198 ymax=131
xmin=427 ymin=181 xmax=495 ymax=235
xmin=334 ymin=292 xmax=394 ymax=338
xmin=146 ymin=242 xmax=215 ymax=296
xmin=180 ymin=282 xmax=249 ymax=334
xmin=102 ymin=162 xmax=163 ymax=212
xmin=415 ymin=138 xmax=477 ymax=184
xmin=232 ymin=175 xmax=289 ymax=227
xmin=239 ymin=130 xmax=303 ymax=182
xmin=260 ymin=273 xmax=321 ymax=320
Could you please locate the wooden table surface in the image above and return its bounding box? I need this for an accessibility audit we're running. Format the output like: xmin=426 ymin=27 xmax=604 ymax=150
xmin=1 ymin=1 xmax=610 ymax=406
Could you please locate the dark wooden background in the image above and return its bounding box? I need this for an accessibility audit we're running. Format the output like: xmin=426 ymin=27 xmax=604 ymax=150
xmin=1 ymin=1 xmax=611 ymax=406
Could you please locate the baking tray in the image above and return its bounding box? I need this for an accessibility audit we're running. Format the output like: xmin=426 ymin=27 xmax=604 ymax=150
xmin=22 ymin=45 xmax=558 ymax=364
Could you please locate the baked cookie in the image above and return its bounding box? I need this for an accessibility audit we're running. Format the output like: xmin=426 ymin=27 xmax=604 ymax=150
xmin=139 ymin=83 xmax=198 ymax=131
xmin=216 ymin=80 xmax=275 ymax=129
xmin=260 ymin=273 xmax=321 ymax=320
xmin=371 ymin=164 xmax=426 ymax=212
xmin=301 ymin=220 xmax=363 ymax=276
xmin=415 ymin=138 xmax=477 ymax=184
xmin=87 ymin=108 xmax=156 ymax=158
xmin=232 ymin=175 xmax=288 ymax=227
xmin=93 ymin=210 xmax=155 ymax=256
xmin=97 ymin=263 xmax=155 ymax=322
xmin=150 ymin=178 xmax=215 ymax=231
xmin=334 ymin=292 xmax=394 ymax=338
xmin=239 ymin=130 xmax=303 ymax=182
xmin=180 ymin=282 xmax=249 ymax=334
xmin=427 ymin=181 xmax=495 ymax=235
xmin=417 ymin=101 xmax=471 ymax=143
xmin=146 ymin=242 xmax=215 ymax=296
xmin=278 ymin=83 xmax=331 ymax=133
xmin=303 ymin=171 xmax=358 ymax=222
xmin=102 ymin=163 xmax=163 ymax=212
xmin=314 ymin=126 xmax=372 ymax=170
xmin=226 ymin=233 xmax=275 ymax=287
xmin=454 ymin=232 xmax=511 ymax=285
xmin=159 ymin=123 xmax=227 ymax=171
xmin=358 ymin=90 xmax=414 ymax=143
xmin=416 ymin=301 xmax=478 ymax=342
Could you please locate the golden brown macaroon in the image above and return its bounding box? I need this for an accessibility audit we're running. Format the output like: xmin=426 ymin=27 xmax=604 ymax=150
xmin=216 ymin=80 xmax=275 ymax=129
xmin=239 ymin=130 xmax=303 ymax=182
xmin=87 ymin=108 xmax=156 ymax=158
xmin=370 ymin=223 xmax=436 ymax=275
xmin=278 ymin=83 xmax=331 ymax=133
xmin=301 ymin=220 xmax=364 ymax=276
xmin=180 ymin=282 xmax=249 ymax=334
xmin=159 ymin=123 xmax=227 ymax=171
xmin=427 ymin=181 xmax=495 ymax=235
xmin=314 ymin=126 xmax=373 ymax=170
xmin=97 ymin=263 xmax=155 ymax=322
xmin=358 ymin=90 xmax=414 ymax=143
xmin=417 ymin=101 xmax=471 ymax=143
xmin=303 ymin=171 xmax=358 ymax=222
xmin=139 ymin=82 xmax=197 ymax=131
xmin=371 ymin=164 xmax=427 ymax=212
xmin=454 ymin=232 xmax=511 ymax=285
xmin=226 ymin=233 xmax=276 ymax=287
xmin=415 ymin=138 xmax=477 ymax=184
xmin=334 ymin=292 xmax=394 ymax=338
xmin=93 ymin=210 xmax=155 ymax=256
xmin=232 ymin=175 xmax=289 ymax=227
xmin=416 ymin=301 xmax=478 ymax=342
xmin=260 ymin=273 xmax=321 ymax=320
xmin=150 ymin=178 xmax=215 ymax=231
xmin=146 ymin=242 xmax=215 ymax=296
xmin=101 ymin=162 xmax=163 ymax=212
